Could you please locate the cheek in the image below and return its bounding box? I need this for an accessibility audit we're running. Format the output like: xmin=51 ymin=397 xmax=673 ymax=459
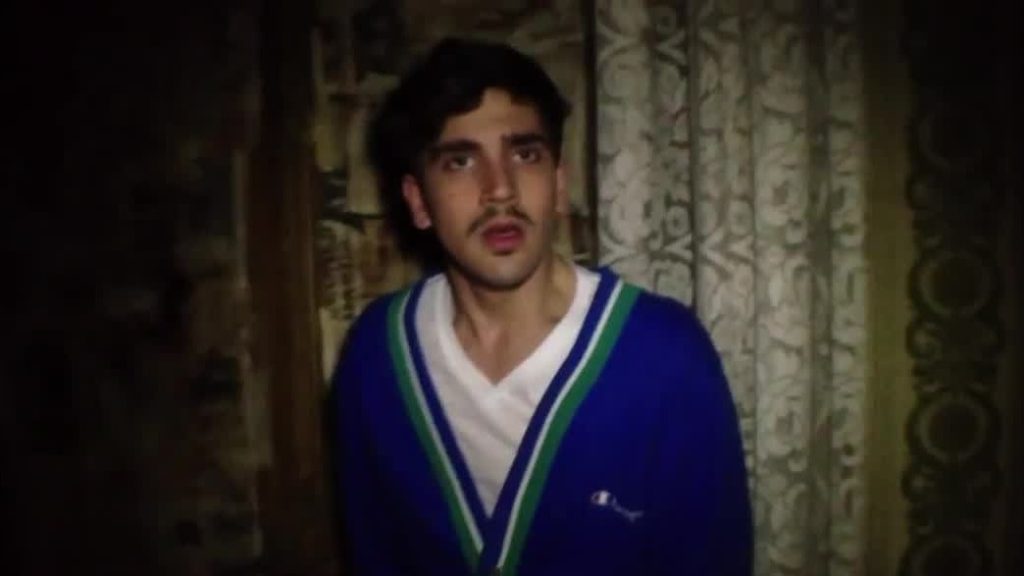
xmin=519 ymin=173 xmax=561 ymax=211
xmin=426 ymin=189 xmax=480 ymax=236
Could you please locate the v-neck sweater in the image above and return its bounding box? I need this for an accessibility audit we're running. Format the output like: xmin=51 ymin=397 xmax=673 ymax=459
xmin=333 ymin=268 xmax=752 ymax=576
xmin=414 ymin=267 xmax=599 ymax=515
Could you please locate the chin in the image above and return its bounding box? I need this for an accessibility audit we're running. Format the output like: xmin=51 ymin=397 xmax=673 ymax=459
xmin=466 ymin=266 xmax=533 ymax=292
xmin=451 ymin=253 xmax=544 ymax=292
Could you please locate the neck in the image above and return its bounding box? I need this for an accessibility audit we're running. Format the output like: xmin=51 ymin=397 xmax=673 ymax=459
xmin=446 ymin=255 xmax=576 ymax=345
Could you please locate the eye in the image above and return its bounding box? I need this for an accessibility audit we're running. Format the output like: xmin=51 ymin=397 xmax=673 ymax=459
xmin=512 ymin=146 xmax=543 ymax=164
xmin=441 ymin=154 xmax=475 ymax=172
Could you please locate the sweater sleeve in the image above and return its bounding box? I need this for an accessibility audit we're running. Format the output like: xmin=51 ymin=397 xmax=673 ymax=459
xmin=648 ymin=308 xmax=753 ymax=576
xmin=332 ymin=314 xmax=401 ymax=576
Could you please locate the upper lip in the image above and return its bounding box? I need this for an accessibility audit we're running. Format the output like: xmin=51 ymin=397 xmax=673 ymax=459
xmin=481 ymin=220 xmax=524 ymax=235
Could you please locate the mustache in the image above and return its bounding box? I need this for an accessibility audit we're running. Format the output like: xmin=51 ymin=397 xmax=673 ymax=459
xmin=467 ymin=205 xmax=533 ymax=236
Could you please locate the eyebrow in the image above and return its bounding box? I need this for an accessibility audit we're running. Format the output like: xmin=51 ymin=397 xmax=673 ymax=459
xmin=426 ymin=139 xmax=480 ymax=162
xmin=506 ymin=132 xmax=550 ymax=148
xmin=425 ymin=132 xmax=551 ymax=162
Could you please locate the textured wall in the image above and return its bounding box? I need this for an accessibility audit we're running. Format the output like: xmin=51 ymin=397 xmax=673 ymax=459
xmin=7 ymin=2 xmax=269 ymax=573
xmin=897 ymin=0 xmax=1021 ymax=574
xmin=863 ymin=0 xmax=1022 ymax=574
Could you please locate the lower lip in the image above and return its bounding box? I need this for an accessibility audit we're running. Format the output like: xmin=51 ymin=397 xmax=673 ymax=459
xmin=482 ymin=227 xmax=525 ymax=252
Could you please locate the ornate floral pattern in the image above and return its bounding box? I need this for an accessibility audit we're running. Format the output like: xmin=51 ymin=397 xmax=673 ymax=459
xmin=595 ymin=0 xmax=695 ymax=304
xmin=596 ymin=1 xmax=867 ymax=573
xmin=899 ymin=1 xmax=1004 ymax=573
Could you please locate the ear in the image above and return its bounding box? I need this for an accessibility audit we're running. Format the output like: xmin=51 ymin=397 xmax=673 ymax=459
xmin=402 ymin=175 xmax=433 ymax=230
xmin=554 ymin=162 xmax=570 ymax=215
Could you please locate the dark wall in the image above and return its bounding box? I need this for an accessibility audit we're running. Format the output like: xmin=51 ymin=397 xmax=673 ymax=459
xmin=897 ymin=0 xmax=1022 ymax=574
xmin=5 ymin=1 xmax=295 ymax=573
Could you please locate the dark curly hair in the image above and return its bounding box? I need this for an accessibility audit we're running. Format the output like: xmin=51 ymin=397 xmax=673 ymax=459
xmin=366 ymin=37 xmax=571 ymax=268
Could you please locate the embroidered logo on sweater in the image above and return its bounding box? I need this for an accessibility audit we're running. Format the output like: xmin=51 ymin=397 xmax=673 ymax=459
xmin=590 ymin=490 xmax=644 ymax=523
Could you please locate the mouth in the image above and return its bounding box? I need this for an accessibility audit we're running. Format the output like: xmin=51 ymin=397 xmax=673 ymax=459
xmin=480 ymin=221 xmax=525 ymax=253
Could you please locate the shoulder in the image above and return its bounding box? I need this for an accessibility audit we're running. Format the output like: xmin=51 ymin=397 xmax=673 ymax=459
xmin=344 ymin=291 xmax=399 ymax=348
xmin=603 ymin=273 xmax=715 ymax=358
xmin=600 ymin=272 xmax=740 ymax=432
xmin=593 ymin=269 xmax=726 ymax=389
xmin=329 ymin=279 xmax=424 ymax=399
xmin=345 ymin=274 xmax=437 ymax=345
xmin=335 ymin=275 xmax=434 ymax=368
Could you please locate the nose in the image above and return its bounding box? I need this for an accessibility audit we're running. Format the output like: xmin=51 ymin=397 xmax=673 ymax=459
xmin=480 ymin=154 xmax=517 ymax=205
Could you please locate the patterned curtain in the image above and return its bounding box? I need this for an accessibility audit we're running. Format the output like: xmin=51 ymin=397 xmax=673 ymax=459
xmin=594 ymin=1 xmax=868 ymax=574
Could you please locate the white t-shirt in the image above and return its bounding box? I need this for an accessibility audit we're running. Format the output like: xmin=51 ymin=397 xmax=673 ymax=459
xmin=414 ymin=266 xmax=599 ymax=515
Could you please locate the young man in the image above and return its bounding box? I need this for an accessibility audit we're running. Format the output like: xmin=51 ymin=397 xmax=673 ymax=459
xmin=334 ymin=38 xmax=751 ymax=576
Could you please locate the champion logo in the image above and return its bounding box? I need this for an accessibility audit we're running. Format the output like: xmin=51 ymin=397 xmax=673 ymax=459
xmin=590 ymin=490 xmax=645 ymax=523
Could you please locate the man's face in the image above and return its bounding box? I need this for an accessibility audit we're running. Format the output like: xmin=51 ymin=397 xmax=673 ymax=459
xmin=402 ymin=88 xmax=568 ymax=290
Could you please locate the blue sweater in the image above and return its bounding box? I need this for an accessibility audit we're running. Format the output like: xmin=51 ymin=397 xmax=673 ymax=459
xmin=333 ymin=269 xmax=752 ymax=575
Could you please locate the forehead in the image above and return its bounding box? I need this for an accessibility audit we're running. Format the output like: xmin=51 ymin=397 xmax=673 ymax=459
xmin=436 ymin=88 xmax=545 ymax=143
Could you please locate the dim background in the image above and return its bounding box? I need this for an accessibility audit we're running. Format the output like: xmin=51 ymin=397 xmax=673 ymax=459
xmin=3 ymin=0 xmax=1020 ymax=575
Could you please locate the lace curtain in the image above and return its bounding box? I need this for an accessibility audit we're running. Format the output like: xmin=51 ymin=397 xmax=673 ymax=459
xmin=593 ymin=1 xmax=868 ymax=573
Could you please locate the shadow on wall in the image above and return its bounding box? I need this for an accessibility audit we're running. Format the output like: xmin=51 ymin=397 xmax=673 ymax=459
xmin=7 ymin=0 xmax=272 ymax=573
